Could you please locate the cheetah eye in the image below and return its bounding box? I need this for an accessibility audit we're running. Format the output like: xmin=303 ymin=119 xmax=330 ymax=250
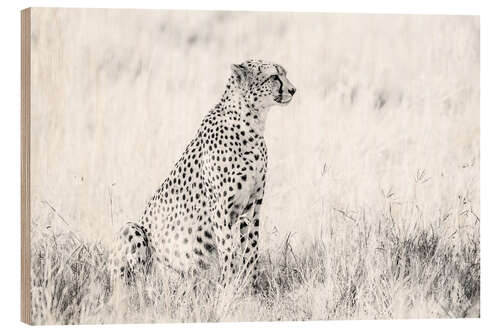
xmin=261 ymin=74 xmax=279 ymax=85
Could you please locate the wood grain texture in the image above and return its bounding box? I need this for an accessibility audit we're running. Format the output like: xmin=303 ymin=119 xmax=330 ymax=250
xmin=21 ymin=7 xmax=31 ymax=325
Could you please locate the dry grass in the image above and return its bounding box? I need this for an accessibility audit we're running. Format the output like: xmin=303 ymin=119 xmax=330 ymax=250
xmin=30 ymin=194 xmax=479 ymax=324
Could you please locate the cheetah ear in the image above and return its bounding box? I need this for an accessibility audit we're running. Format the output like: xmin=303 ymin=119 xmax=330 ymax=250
xmin=231 ymin=64 xmax=248 ymax=84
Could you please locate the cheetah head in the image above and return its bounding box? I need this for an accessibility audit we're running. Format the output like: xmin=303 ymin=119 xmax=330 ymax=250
xmin=230 ymin=60 xmax=296 ymax=108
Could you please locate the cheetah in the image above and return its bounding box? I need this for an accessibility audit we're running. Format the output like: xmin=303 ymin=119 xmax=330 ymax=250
xmin=110 ymin=60 xmax=296 ymax=288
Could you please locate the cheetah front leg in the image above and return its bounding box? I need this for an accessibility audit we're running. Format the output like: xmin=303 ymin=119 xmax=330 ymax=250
xmin=238 ymin=189 xmax=264 ymax=290
xmin=211 ymin=201 xmax=240 ymax=289
xmin=212 ymin=182 xmax=264 ymax=290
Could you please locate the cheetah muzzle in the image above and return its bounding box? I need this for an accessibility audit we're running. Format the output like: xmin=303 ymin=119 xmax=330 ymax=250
xmin=110 ymin=60 xmax=296 ymax=289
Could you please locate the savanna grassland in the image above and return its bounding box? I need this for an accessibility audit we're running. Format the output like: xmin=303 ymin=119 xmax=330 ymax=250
xmin=29 ymin=9 xmax=479 ymax=324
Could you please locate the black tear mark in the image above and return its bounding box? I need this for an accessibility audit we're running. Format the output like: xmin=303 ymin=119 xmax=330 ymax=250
xmin=274 ymin=65 xmax=283 ymax=94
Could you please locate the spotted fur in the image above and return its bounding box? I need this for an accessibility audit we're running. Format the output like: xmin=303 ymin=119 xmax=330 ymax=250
xmin=110 ymin=60 xmax=296 ymax=287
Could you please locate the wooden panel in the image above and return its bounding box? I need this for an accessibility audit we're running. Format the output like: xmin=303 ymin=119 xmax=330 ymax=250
xmin=21 ymin=7 xmax=31 ymax=325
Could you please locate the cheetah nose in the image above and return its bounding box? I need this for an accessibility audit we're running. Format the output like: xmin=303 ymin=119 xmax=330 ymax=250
xmin=288 ymin=88 xmax=296 ymax=96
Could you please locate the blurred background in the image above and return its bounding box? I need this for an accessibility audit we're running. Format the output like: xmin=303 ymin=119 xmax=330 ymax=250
xmin=30 ymin=9 xmax=479 ymax=250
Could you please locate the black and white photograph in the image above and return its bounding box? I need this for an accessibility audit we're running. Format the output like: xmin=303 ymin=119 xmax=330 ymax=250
xmin=18 ymin=6 xmax=481 ymax=326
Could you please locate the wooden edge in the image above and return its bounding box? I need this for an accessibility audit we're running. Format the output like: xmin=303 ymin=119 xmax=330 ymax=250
xmin=21 ymin=7 xmax=31 ymax=325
